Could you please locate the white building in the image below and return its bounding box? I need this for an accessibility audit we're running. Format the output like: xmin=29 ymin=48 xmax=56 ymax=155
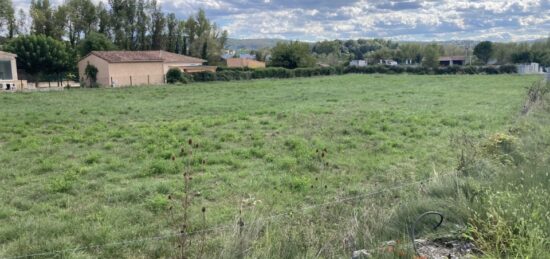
xmin=0 ymin=51 xmax=18 ymax=91
xmin=517 ymin=63 xmax=544 ymax=74
xmin=350 ymin=60 xmax=368 ymax=67
xmin=380 ymin=59 xmax=398 ymax=66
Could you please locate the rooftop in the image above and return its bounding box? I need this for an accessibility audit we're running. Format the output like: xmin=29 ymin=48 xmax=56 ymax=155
xmin=0 ymin=51 xmax=17 ymax=58
xmin=439 ymin=56 xmax=466 ymax=61
xmin=88 ymin=51 xmax=206 ymax=64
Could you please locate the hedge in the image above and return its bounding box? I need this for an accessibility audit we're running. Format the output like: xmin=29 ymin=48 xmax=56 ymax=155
xmin=188 ymin=65 xmax=519 ymax=82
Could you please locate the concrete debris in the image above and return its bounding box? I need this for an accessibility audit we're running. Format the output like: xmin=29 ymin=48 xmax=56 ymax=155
xmin=351 ymin=249 xmax=371 ymax=259
xmin=415 ymin=238 xmax=479 ymax=259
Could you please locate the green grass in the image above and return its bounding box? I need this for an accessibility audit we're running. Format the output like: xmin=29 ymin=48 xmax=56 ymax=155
xmin=0 ymin=74 xmax=543 ymax=258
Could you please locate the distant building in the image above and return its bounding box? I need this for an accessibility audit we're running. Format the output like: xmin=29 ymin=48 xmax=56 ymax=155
xmin=226 ymin=58 xmax=266 ymax=69
xmin=438 ymin=56 xmax=465 ymax=66
xmin=0 ymin=51 xmax=19 ymax=91
xmin=380 ymin=59 xmax=398 ymax=66
xmin=517 ymin=63 xmax=544 ymax=74
xmin=350 ymin=60 xmax=368 ymax=67
xmin=78 ymin=51 xmax=216 ymax=87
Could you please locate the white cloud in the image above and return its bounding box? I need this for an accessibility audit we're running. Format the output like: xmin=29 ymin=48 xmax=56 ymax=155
xmin=12 ymin=0 xmax=550 ymax=41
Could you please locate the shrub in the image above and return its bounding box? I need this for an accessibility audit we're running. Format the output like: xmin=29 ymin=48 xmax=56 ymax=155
xmin=166 ymin=68 xmax=184 ymax=84
xmin=463 ymin=66 xmax=478 ymax=74
xmin=499 ymin=65 xmax=517 ymax=74
xmin=481 ymin=66 xmax=499 ymax=75
xmin=193 ymin=71 xmax=217 ymax=82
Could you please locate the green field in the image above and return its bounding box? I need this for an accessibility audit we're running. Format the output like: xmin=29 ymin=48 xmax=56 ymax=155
xmin=0 ymin=74 xmax=546 ymax=258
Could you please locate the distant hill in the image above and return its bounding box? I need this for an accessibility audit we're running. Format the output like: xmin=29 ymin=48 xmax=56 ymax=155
xmin=226 ymin=37 xmax=548 ymax=50
xmin=226 ymin=38 xmax=292 ymax=50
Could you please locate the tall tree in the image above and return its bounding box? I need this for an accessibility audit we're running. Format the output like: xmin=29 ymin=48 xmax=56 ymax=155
xmin=65 ymin=0 xmax=97 ymax=47
xmin=16 ymin=9 xmax=27 ymax=35
xmin=96 ymin=2 xmax=111 ymax=36
xmin=474 ymin=41 xmax=494 ymax=64
xmin=109 ymin=0 xmax=127 ymax=48
xmin=165 ymin=13 xmax=178 ymax=52
xmin=0 ymin=0 xmax=16 ymax=38
xmin=149 ymin=0 xmax=164 ymax=50
xmin=135 ymin=0 xmax=149 ymax=50
xmin=30 ymin=0 xmax=54 ymax=36
xmin=422 ymin=43 xmax=440 ymax=69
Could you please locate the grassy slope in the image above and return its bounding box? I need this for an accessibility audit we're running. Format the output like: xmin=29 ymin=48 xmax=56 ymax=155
xmin=0 ymin=74 xmax=540 ymax=257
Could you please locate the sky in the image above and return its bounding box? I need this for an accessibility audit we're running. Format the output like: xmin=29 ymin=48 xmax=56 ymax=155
xmin=14 ymin=0 xmax=550 ymax=42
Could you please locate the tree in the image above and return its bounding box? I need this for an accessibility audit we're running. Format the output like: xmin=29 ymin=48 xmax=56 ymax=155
xmin=270 ymin=41 xmax=315 ymax=69
xmin=422 ymin=43 xmax=440 ymax=69
xmin=5 ymin=35 xmax=72 ymax=84
xmin=149 ymin=0 xmax=165 ymax=50
xmin=77 ymin=31 xmax=116 ymax=57
xmin=30 ymin=0 xmax=54 ymax=36
xmin=0 ymin=0 xmax=16 ymax=38
xmin=65 ymin=0 xmax=97 ymax=47
xmin=165 ymin=13 xmax=178 ymax=52
xmin=135 ymin=0 xmax=149 ymax=50
xmin=474 ymin=41 xmax=494 ymax=64
xmin=16 ymin=9 xmax=27 ymax=35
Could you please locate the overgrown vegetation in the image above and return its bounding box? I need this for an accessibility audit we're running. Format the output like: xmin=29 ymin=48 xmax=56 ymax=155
xmin=0 ymin=74 xmax=545 ymax=258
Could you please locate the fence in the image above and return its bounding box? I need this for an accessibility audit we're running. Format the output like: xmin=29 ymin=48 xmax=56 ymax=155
xmin=85 ymin=75 xmax=166 ymax=88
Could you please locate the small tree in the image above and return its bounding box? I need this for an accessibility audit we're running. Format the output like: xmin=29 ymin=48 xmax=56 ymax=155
xmin=84 ymin=63 xmax=98 ymax=87
xmin=422 ymin=43 xmax=440 ymax=69
xmin=474 ymin=41 xmax=494 ymax=64
xmin=270 ymin=41 xmax=315 ymax=69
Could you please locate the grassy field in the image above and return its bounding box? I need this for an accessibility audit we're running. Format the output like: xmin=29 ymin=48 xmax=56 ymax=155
xmin=0 ymin=74 xmax=545 ymax=258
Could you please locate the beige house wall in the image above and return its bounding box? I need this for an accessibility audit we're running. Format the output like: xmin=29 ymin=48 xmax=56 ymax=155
xmin=226 ymin=58 xmax=266 ymax=69
xmin=78 ymin=55 xmax=111 ymax=86
xmin=108 ymin=62 xmax=164 ymax=86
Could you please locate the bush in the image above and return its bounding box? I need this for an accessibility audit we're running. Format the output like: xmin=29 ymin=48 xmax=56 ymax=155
xmin=499 ymin=65 xmax=517 ymax=74
xmin=193 ymin=71 xmax=217 ymax=82
xmin=166 ymin=68 xmax=184 ymax=84
xmin=481 ymin=66 xmax=500 ymax=75
xmin=463 ymin=66 xmax=479 ymax=74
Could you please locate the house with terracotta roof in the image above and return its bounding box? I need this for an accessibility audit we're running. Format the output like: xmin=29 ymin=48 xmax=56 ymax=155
xmin=78 ymin=51 xmax=217 ymax=87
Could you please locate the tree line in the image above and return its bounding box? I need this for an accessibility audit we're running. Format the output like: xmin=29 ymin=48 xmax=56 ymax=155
xmin=0 ymin=0 xmax=228 ymax=82
xmin=268 ymin=38 xmax=550 ymax=70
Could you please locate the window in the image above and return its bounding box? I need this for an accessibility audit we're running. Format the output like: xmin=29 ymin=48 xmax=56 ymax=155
xmin=0 ymin=60 xmax=13 ymax=80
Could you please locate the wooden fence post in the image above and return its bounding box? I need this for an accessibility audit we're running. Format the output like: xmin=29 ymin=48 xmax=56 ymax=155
xmin=111 ymin=77 xmax=114 ymax=87
xmin=130 ymin=76 xmax=133 ymax=87
xmin=148 ymin=75 xmax=150 ymax=85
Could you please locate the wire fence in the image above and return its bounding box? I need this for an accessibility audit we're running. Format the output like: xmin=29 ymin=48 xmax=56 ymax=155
xmin=1 ymin=171 xmax=458 ymax=259
xmin=82 ymin=75 xmax=166 ymax=88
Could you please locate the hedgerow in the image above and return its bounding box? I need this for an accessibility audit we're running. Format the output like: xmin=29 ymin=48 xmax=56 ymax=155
xmin=188 ymin=65 xmax=520 ymax=82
